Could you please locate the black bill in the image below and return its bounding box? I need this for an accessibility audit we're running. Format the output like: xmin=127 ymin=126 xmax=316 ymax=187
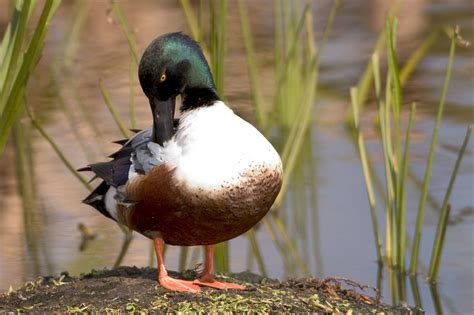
xmin=151 ymin=96 xmax=175 ymax=146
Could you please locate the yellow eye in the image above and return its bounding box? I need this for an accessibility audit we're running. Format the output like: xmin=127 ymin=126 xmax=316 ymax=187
xmin=160 ymin=73 xmax=166 ymax=82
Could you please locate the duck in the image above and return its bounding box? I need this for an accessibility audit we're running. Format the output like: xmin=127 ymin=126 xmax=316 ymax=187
xmin=80 ymin=32 xmax=283 ymax=293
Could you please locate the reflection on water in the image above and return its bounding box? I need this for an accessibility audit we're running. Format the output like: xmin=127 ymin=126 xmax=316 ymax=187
xmin=0 ymin=0 xmax=472 ymax=313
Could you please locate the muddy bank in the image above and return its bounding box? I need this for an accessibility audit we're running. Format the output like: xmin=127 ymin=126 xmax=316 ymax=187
xmin=0 ymin=266 xmax=421 ymax=313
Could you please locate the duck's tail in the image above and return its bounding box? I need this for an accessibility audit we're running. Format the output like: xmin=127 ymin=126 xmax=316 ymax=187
xmin=78 ymin=138 xmax=134 ymax=222
xmin=81 ymin=180 xmax=117 ymax=221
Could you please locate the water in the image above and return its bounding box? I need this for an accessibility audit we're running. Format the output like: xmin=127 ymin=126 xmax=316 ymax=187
xmin=0 ymin=0 xmax=473 ymax=313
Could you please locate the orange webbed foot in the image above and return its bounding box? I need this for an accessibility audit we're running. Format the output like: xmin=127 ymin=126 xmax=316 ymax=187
xmin=193 ymin=274 xmax=245 ymax=290
xmin=159 ymin=275 xmax=201 ymax=293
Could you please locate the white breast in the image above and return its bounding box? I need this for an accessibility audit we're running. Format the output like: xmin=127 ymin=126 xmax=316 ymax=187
xmin=163 ymin=101 xmax=282 ymax=190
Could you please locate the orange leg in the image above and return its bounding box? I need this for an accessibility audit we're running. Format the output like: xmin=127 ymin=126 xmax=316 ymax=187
xmin=193 ymin=245 xmax=245 ymax=290
xmin=154 ymin=237 xmax=200 ymax=293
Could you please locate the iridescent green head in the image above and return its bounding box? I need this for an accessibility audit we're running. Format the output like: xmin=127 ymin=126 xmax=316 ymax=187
xmin=138 ymin=32 xmax=219 ymax=144
xmin=139 ymin=32 xmax=217 ymax=103
xmin=138 ymin=33 xmax=219 ymax=145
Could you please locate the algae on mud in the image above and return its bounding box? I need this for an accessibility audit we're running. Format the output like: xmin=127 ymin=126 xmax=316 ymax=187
xmin=0 ymin=266 xmax=421 ymax=313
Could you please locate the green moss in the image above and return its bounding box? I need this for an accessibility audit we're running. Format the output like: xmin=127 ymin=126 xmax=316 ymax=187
xmin=0 ymin=267 xmax=421 ymax=314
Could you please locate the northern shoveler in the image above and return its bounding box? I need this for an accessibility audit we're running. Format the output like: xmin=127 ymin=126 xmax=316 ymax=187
xmin=80 ymin=32 xmax=283 ymax=293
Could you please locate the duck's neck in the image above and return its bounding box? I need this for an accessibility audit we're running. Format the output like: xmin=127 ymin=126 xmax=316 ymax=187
xmin=181 ymin=86 xmax=220 ymax=111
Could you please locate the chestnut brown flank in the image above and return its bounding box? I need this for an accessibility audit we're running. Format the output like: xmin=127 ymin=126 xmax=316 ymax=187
xmin=121 ymin=163 xmax=282 ymax=246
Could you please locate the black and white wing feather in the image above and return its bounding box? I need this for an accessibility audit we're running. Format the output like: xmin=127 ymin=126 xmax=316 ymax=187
xmin=79 ymin=128 xmax=166 ymax=220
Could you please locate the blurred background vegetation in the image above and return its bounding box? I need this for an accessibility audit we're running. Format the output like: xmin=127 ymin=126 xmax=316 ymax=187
xmin=0 ymin=0 xmax=473 ymax=314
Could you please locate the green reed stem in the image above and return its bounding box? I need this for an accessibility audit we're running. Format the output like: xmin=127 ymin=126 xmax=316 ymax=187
xmin=365 ymin=51 xmax=391 ymax=209
xmin=149 ymin=240 xmax=155 ymax=267
xmin=109 ymin=1 xmax=140 ymax=131
xmin=53 ymin=81 xmax=99 ymax=163
xmin=0 ymin=7 xmax=18 ymax=82
xmin=409 ymin=275 xmax=423 ymax=309
xmin=276 ymin=95 xmax=313 ymax=208
xmin=99 ymin=80 xmax=131 ymax=138
xmin=246 ymin=241 xmax=255 ymax=271
xmin=111 ymin=0 xmax=139 ymax=64
xmin=237 ymin=0 xmax=267 ymax=129
xmin=30 ymin=108 xmax=127 ymax=243
xmin=0 ymin=0 xmax=31 ymax=102
xmin=293 ymin=161 xmax=308 ymax=262
xmin=430 ymin=284 xmax=443 ymax=314
xmin=213 ymin=242 xmax=229 ymax=273
xmin=209 ymin=0 xmax=227 ymax=98
xmin=410 ymin=33 xmax=456 ymax=275
xmin=0 ymin=0 xmax=61 ymax=154
xmin=372 ymin=50 xmax=396 ymax=264
xmin=273 ymin=2 xmax=307 ymax=126
xmin=385 ymin=73 xmax=398 ymax=265
xmin=386 ymin=21 xmax=404 ymax=266
xmin=428 ymin=125 xmax=471 ymax=282
xmin=246 ymin=229 xmax=267 ymax=277
xmin=397 ymin=103 xmax=416 ymax=270
xmin=307 ymin=145 xmax=325 ymax=276
xmin=353 ymin=0 xmax=403 ymax=112
xmin=50 ymin=2 xmax=103 ymax=163
xmin=28 ymin=84 xmax=131 ymax=243
xmin=180 ymin=0 xmax=203 ymax=44
xmin=13 ymin=119 xmax=43 ymax=275
xmin=25 ymin=105 xmax=92 ymax=191
xmin=261 ymin=218 xmax=291 ymax=271
xmin=354 ymin=30 xmax=385 ymax=114
xmin=274 ymin=4 xmax=310 ymax=100
xmin=275 ymin=0 xmax=339 ymax=207
xmin=55 ymin=1 xmax=88 ymax=72
xmin=350 ymin=87 xmax=383 ymax=262
xmin=208 ymin=0 xmax=229 ymax=273
xmin=113 ymin=232 xmax=133 ymax=268
xmin=386 ymin=17 xmax=402 ymax=161
xmin=400 ymin=30 xmax=439 ymax=86
xmin=180 ymin=0 xmax=211 ymax=61
xmin=387 ymin=265 xmax=398 ymax=305
xmin=273 ymin=1 xmax=282 ymax=90
xmin=29 ymin=85 xmax=132 ymax=244
xmin=273 ymin=215 xmax=309 ymax=275
xmin=179 ymin=247 xmax=189 ymax=271
xmin=129 ymin=54 xmax=137 ymax=129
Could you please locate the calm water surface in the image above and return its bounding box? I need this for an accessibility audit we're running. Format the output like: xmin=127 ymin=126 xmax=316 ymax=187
xmin=0 ymin=1 xmax=473 ymax=314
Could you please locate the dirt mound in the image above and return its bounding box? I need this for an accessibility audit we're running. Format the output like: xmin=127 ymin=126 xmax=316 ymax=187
xmin=0 ymin=266 xmax=421 ymax=313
